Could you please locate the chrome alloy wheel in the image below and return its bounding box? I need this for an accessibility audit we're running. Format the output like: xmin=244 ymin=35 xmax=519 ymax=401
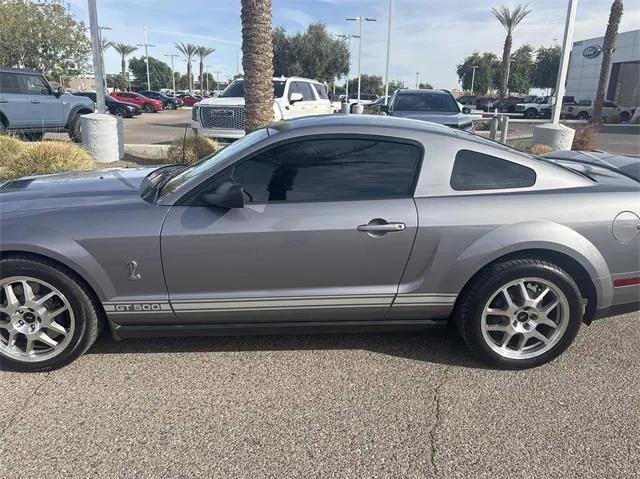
xmin=481 ymin=277 xmax=570 ymax=360
xmin=0 ymin=276 xmax=75 ymax=362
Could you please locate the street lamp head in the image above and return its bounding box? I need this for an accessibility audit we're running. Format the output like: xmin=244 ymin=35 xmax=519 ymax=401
xmin=346 ymin=17 xmax=359 ymax=21
xmin=364 ymin=17 xmax=377 ymax=22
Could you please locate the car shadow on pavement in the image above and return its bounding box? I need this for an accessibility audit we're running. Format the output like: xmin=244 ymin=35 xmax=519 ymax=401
xmin=84 ymin=326 xmax=485 ymax=369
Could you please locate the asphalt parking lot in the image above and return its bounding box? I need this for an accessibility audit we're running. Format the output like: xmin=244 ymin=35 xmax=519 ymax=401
xmin=2 ymin=312 xmax=638 ymax=478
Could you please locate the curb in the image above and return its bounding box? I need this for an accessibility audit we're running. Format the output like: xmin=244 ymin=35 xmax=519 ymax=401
xmin=124 ymin=143 xmax=170 ymax=159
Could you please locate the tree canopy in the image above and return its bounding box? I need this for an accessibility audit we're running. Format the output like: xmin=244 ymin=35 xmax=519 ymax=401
xmin=128 ymin=57 xmax=173 ymax=90
xmin=532 ymin=45 xmax=561 ymax=91
xmin=0 ymin=0 xmax=91 ymax=79
xmin=507 ymin=44 xmax=534 ymax=94
xmin=273 ymin=23 xmax=349 ymax=83
xmin=456 ymin=52 xmax=501 ymax=95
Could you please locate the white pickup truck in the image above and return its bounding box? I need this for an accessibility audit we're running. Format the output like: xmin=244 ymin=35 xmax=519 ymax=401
xmin=562 ymin=99 xmax=636 ymax=122
xmin=514 ymin=96 xmax=552 ymax=119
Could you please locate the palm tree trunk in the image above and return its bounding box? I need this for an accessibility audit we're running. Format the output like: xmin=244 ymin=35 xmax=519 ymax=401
xmin=187 ymin=63 xmax=192 ymax=91
xmin=593 ymin=0 xmax=624 ymax=123
xmin=199 ymin=59 xmax=204 ymax=94
xmin=121 ymin=57 xmax=126 ymax=90
xmin=241 ymin=0 xmax=274 ymax=133
xmin=500 ymin=34 xmax=512 ymax=102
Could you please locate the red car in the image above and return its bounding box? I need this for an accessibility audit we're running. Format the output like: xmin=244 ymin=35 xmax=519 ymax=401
xmin=176 ymin=94 xmax=202 ymax=106
xmin=111 ymin=92 xmax=164 ymax=112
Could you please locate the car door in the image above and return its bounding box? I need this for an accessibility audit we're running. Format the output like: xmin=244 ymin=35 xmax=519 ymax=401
xmin=311 ymin=83 xmax=333 ymax=115
xmin=161 ymin=135 xmax=421 ymax=323
xmin=21 ymin=74 xmax=63 ymax=128
xmin=603 ymin=100 xmax=618 ymax=118
xmin=0 ymin=71 xmax=30 ymax=128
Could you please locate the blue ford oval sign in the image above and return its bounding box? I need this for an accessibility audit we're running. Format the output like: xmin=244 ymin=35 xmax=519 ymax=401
xmin=583 ymin=45 xmax=602 ymax=59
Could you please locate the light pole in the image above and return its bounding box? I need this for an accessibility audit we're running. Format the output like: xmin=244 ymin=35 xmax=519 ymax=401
xmin=415 ymin=72 xmax=419 ymax=89
xmin=136 ymin=27 xmax=155 ymax=91
xmin=337 ymin=33 xmax=359 ymax=101
xmin=470 ymin=65 xmax=478 ymax=94
xmin=347 ymin=16 xmax=376 ymax=106
xmin=87 ymin=0 xmax=105 ymax=113
xmin=164 ymin=54 xmax=179 ymax=97
xmin=212 ymin=71 xmax=222 ymax=91
xmin=383 ymin=0 xmax=393 ymax=104
xmin=99 ymin=26 xmax=111 ymax=92
xmin=552 ymin=0 xmax=578 ymax=124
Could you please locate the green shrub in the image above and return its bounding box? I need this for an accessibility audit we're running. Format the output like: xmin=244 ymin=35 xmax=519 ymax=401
xmin=11 ymin=141 xmax=94 ymax=177
xmin=0 ymin=135 xmax=26 ymax=168
xmin=167 ymin=135 xmax=220 ymax=165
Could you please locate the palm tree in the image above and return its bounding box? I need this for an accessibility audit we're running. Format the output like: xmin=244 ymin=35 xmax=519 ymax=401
xmin=175 ymin=42 xmax=198 ymax=91
xmin=196 ymin=46 xmax=215 ymax=94
xmin=492 ymin=4 xmax=531 ymax=101
xmin=593 ymin=0 xmax=624 ymax=123
xmin=112 ymin=43 xmax=137 ymax=90
xmin=240 ymin=0 xmax=274 ymax=132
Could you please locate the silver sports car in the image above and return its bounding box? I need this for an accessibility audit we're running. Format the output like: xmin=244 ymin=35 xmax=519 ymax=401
xmin=1 ymin=115 xmax=639 ymax=371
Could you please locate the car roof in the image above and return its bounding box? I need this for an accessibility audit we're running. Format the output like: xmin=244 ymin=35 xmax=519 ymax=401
xmin=0 ymin=67 xmax=42 ymax=75
xmin=396 ymin=89 xmax=451 ymax=96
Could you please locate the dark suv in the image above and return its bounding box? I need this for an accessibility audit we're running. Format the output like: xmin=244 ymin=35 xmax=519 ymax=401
xmin=72 ymin=91 xmax=142 ymax=118
xmin=0 ymin=67 xmax=94 ymax=141
xmin=138 ymin=90 xmax=183 ymax=110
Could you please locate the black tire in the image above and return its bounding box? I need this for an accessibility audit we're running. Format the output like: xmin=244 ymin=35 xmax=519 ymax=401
xmin=113 ymin=107 xmax=126 ymax=117
xmin=21 ymin=131 xmax=44 ymax=142
xmin=524 ymin=108 xmax=538 ymax=119
xmin=0 ymin=120 xmax=6 ymax=135
xmin=143 ymin=103 xmax=155 ymax=113
xmin=577 ymin=111 xmax=590 ymax=121
xmin=455 ymin=259 xmax=583 ymax=370
xmin=68 ymin=113 xmax=83 ymax=143
xmin=0 ymin=256 xmax=101 ymax=372
xmin=620 ymin=112 xmax=630 ymax=123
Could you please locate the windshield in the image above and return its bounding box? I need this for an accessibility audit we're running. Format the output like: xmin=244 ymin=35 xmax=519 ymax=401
xmin=159 ymin=128 xmax=270 ymax=199
xmin=219 ymin=79 xmax=286 ymax=99
xmin=393 ymin=92 xmax=459 ymax=112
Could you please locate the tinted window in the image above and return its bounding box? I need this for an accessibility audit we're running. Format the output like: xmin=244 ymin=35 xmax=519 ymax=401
xmin=219 ymin=79 xmax=286 ymax=98
xmin=394 ymin=92 xmax=458 ymax=112
xmin=296 ymin=82 xmax=315 ymax=101
xmin=450 ymin=150 xmax=536 ymax=191
xmin=0 ymin=73 xmax=23 ymax=94
xmin=312 ymin=83 xmax=329 ymax=100
xmin=22 ymin=75 xmax=51 ymax=95
xmin=232 ymin=138 xmax=420 ymax=203
xmin=603 ymin=101 xmax=616 ymax=108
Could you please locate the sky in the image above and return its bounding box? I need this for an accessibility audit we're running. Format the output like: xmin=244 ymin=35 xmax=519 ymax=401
xmin=67 ymin=0 xmax=640 ymax=90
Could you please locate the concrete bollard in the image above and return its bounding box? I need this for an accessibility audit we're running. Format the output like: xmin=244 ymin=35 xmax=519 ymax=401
xmin=532 ymin=123 xmax=576 ymax=151
xmin=499 ymin=115 xmax=509 ymax=144
xmin=81 ymin=113 xmax=123 ymax=162
xmin=489 ymin=117 xmax=499 ymax=140
xmin=353 ymin=103 xmax=364 ymax=115
xmin=341 ymin=102 xmax=350 ymax=114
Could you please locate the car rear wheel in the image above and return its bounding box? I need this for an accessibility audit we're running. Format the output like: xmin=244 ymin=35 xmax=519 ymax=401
xmin=620 ymin=111 xmax=630 ymax=122
xmin=0 ymin=257 xmax=100 ymax=372
xmin=21 ymin=131 xmax=44 ymax=142
xmin=455 ymin=259 xmax=583 ymax=369
xmin=68 ymin=113 xmax=83 ymax=142
xmin=143 ymin=103 xmax=155 ymax=113
xmin=524 ymin=108 xmax=538 ymax=119
xmin=577 ymin=111 xmax=590 ymax=120
xmin=167 ymin=101 xmax=176 ymax=110
xmin=113 ymin=107 xmax=126 ymax=117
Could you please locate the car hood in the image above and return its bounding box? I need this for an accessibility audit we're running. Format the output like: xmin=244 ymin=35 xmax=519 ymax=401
xmin=197 ymin=97 xmax=246 ymax=106
xmin=390 ymin=111 xmax=472 ymax=128
xmin=0 ymin=167 xmax=159 ymax=213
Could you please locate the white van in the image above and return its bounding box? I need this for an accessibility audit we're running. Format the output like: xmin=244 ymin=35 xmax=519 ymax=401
xmin=192 ymin=77 xmax=333 ymax=140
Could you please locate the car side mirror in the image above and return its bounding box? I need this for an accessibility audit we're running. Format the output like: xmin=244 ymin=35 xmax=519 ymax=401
xmin=378 ymin=105 xmax=389 ymax=114
xmin=54 ymin=86 xmax=64 ymax=98
xmin=289 ymin=92 xmax=304 ymax=104
xmin=200 ymin=181 xmax=244 ymax=209
xmin=462 ymin=106 xmax=471 ymax=114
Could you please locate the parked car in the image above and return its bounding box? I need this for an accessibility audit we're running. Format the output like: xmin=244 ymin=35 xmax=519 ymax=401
xmin=110 ymin=91 xmax=163 ymax=113
xmin=488 ymin=96 xmax=525 ymax=113
xmin=561 ymin=99 xmax=633 ymax=122
xmin=138 ymin=90 xmax=183 ymax=110
xmin=475 ymin=96 xmax=497 ymax=111
xmin=176 ymin=93 xmax=202 ymax=106
xmin=347 ymin=94 xmax=379 ymax=111
xmin=72 ymin=91 xmax=142 ymax=118
xmin=0 ymin=67 xmax=94 ymax=141
xmin=192 ymin=77 xmax=332 ymax=140
xmin=382 ymin=89 xmax=474 ymax=131
xmin=328 ymin=93 xmax=342 ymax=113
xmin=1 ymin=115 xmax=638 ymax=372
xmin=515 ymin=96 xmax=553 ymax=119
xmin=538 ymin=96 xmax=577 ymax=119
xmin=456 ymin=95 xmax=476 ymax=106
xmin=364 ymin=96 xmax=390 ymax=114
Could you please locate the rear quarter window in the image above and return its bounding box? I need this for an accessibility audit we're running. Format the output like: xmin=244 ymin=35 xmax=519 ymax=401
xmin=450 ymin=149 xmax=536 ymax=191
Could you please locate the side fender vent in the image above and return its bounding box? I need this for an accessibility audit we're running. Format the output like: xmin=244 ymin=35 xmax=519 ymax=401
xmin=0 ymin=178 xmax=34 ymax=191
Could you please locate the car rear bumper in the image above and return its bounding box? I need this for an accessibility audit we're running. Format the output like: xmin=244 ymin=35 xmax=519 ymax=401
xmin=192 ymin=121 xmax=245 ymax=139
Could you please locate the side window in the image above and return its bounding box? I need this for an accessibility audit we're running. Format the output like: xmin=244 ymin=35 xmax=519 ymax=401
xmin=603 ymin=100 xmax=616 ymax=108
xmin=287 ymin=82 xmax=299 ymax=100
xmin=0 ymin=73 xmax=23 ymax=94
xmin=450 ymin=150 xmax=536 ymax=191
xmin=297 ymin=82 xmax=315 ymax=101
xmin=312 ymin=83 xmax=329 ymax=100
xmin=231 ymin=138 xmax=420 ymax=203
xmin=22 ymin=75 xmax=51 ymax=96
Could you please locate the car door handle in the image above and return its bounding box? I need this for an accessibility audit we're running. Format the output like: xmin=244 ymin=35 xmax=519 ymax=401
xmin=30 ymin=99 xmax=40 ymax=104
xmin=358 ymin=222 xmax=406 ymax=232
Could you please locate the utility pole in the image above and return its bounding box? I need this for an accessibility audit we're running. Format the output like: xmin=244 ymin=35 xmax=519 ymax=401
xmin=347 ymin=16 xmax=376 ymax=106
xmin=470 ymin=65 xmax=478 ymax=94
xmin=552 ymin=0 xmax=578 ymax=124
xmin=383 ymin=0 xmax=393 ymax=104
xmin=416 ymin=72 xmax=419 ymax=89
xmin=87 ymin=0 xmax=105 ymax=113
xmin=165 ymin=53 xmax=179 ymax=98
xmin=338 ymin=33 xmax=359 ymax=101
xmin=99 ymin=26 xmax=111 ymax=93
xmin=212 ymin=71 xmax=222 ymax=91
xmin=137 ymin=27 xmax=155 ymax=91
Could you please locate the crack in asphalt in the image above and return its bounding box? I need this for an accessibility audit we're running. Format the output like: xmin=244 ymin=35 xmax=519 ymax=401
xmin=0 ymin=372 xmax=51 ymax=440
xmin=429 ymin=365 xmax=452 ymax=478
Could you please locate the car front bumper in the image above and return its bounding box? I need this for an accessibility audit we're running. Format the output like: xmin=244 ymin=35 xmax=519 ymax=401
xmin=192 ymin=121 xmax=245 ymax=139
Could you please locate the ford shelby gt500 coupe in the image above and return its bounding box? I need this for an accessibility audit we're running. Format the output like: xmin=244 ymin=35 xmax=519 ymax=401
xmin=1 ymin=116 xmax=639 ymax=371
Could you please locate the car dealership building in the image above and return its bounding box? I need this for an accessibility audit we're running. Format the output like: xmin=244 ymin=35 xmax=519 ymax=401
xmin=565 ymin=29 xmax=639 ymax=106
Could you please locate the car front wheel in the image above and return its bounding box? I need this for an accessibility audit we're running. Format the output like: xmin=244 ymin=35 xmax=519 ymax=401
xmin=0 ymin=257 xmax=100 ymax=371
xmin=524 ymin=109 xmax=538 ymax=119
xmin=456 ymin=258 xmax=583 ymax=369
xmin=143 ymin=103 xmax=155 ymax=113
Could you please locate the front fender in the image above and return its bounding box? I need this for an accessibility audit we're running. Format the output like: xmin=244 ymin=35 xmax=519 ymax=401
xmin=453 ymin=220 xmax=613 ymax=309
